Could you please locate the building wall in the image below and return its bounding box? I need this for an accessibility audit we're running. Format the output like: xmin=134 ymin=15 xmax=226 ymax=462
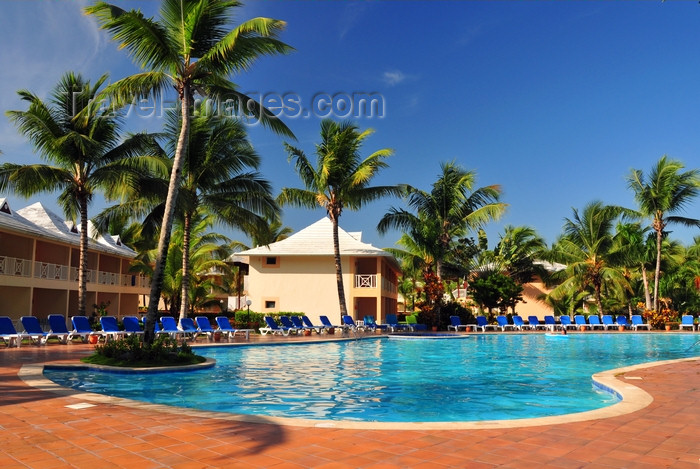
xmin=0 ymin=228 xmax=149 ymax=320
xmin=246 ymin=254 xmax=400 ymax=326
xmin=246 ymin=255 xmax=351 ymax=325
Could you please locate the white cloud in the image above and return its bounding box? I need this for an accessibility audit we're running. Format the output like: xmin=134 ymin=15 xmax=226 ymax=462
xmin=382 ymin=70 xmax=406 ymax=86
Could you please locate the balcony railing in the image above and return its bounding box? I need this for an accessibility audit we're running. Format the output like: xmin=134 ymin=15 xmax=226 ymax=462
xmin=354 ymin=274 xmax=377 ymax=288
xmin=0 ymin=256 xmax=32 ymax=277
xmin=34 ymin=261 xmax=69 ymax=281
xmin=382 ymin=277 xmax=397 ymax=294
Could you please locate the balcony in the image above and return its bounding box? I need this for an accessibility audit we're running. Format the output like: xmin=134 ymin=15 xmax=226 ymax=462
xmin=354 ymin=274 xmax=377 ymax=288
xmin=0 ymin=256 xmax=32 ymax=277
xmin=0 ymin=255 xmax=149 ymax=289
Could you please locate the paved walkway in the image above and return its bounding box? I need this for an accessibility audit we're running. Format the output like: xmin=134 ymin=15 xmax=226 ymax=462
xmin=1 ymin=337 xmax=699 ymax=468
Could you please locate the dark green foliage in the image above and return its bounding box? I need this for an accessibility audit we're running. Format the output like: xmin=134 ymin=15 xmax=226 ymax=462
xmin=468 ymin=272 xmax=523 ymax=314
xmin=83 ymin=335 xmax=204 ymax=367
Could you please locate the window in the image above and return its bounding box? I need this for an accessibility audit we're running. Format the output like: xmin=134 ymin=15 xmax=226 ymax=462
xmin=265 ymin=300 xmax=276 ymax=309
xmin=265 ymin=257 xmax=277 ymax=265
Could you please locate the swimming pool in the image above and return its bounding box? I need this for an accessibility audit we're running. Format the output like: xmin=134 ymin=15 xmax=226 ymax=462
xmin=44 ymin=334 xmax=699 ymax=423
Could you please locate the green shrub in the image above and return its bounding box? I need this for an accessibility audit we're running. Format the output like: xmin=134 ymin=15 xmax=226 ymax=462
xmin=83 ymin=335 xmax=204 ymax=367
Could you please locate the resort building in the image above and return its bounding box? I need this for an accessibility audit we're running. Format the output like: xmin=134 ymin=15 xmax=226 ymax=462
xmin=0 ymin=199 xmax=149 ymax=321
xmin=237 ymin=217 xmax=401 ymax=325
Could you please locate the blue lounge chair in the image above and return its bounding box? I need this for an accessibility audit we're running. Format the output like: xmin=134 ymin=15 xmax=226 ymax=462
xmin=100 ymin=316 xmax=125 ymax=341
xmin=363 ymin=315 xmax=387 ymax=332
xmin=0 ymin=316 xmax=23 ymax=347
xmin=527 ymin=316 xmax=548 ymax=331
xmin=405 ymin=315 xmax=427 ymax=331
xmin=512 ymin=315 xmax=533 ymax=330
xmin=260 ymin=316 xmax=291 ymax=336
xmin=195 ymin=316 xmax=216 ymax=340
xmin=159 ymin=316 xmax=184 ymax=340
xmin=574 ymin=315 xmax=591 ymax=330
xmin=215 ymin=316 xmax=236 ymax=339
xmin=476 ymin=315 xmax=497 ymax=332
xmin=122 ymin=316 xmax=144 ymax=337
xmin=587 ymin=315 xmax=605 ymax=330
xmin=496 ymin=315 xmax=516 ymax=331
xmin=291 ymin=316 xmax=318 ymax=334
xmin=448 ymin=316 xmax=466 ymax=331
xmin=544 ymin=315 xmax=558 ymax=331
xmin=302 ymin=315 xmax=326 ymax=334
xmin=47 ymin=314 xmax=71 ymax=344
xmin=680 ymin=315 xmax=696 ymax=331
xmin=384 ymin=313 xmax=409 ymax=332
xmin=602 ymin=315 xmax=615 ymax=330
xmin=630 ymin=315 xmax=650 ymax=331
xmin=616 ymin=315 xmax=629 ymax=330
xmin=20 ymin=316 xmax=49 ymax=345
xmin=179 ymin=317 xmax=203 ymax=340
xmin=342 ymin=315 xmax=366 ymax=332
xmin=71 ymin=316 xmax=102 ymax=343
xmin=559 ymin=316 xmax=577 ymax=330
xmin=279 ymin=315 xmax=301 ymax=334
xmin=142 ymin=316 xmax=161 ymax=333
xmin=319 ymin=315 xmax=340 ymax=332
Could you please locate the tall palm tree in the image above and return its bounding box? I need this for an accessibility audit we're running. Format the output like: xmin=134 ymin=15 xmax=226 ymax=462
xmin=86 ymin=0 xmax=293 ymax=342
xmin=378 ymin=161 xmax=506 ymax=281
xmin=0 ymin=72 xmax=158 ymax=316
xmin=548 ymin=201 xmax=631 ymax=315
xmin=98 ymin=110 xmax=278 ymax=319
xmin=627 ymin=156 xmax=700 ymax=312
xmin=278 ymin=119 xmax=401 ymax=320
xmin=611 ymin=222 xmax=655 ymax=310
xmin=167 ymin=111 xmax=277 ymax=319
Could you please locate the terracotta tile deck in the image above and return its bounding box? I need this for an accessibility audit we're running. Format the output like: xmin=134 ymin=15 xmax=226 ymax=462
xmin=1 ymin=334 xmax=699 ymax=468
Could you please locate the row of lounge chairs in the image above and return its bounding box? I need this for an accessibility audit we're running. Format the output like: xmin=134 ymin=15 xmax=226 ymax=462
xmin=0 ymin=315 xmax=254 ymax=347
xmin=258 ymin=313 xmax=422 ymax=336
xmin=259 ymin=315 xmax=335 ymax=336
xmin=447 ymin=314 xmax=656 ymax=332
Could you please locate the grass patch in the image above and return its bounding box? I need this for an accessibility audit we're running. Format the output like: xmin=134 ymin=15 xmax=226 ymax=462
xmin=81 ymin=335 xmax=205 ymax=368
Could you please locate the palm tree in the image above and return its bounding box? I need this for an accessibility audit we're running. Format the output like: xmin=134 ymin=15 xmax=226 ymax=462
xmin=86 ymin=0 xmax=293 ymax=342
xmin=98 ymin=110 xmax=277 ymax=319
xmin=0 ymin=72 xmax=158 ymax=316
xmin=167 ymin=111 xmax=277 ymax=319
xmin=611 ymin=222 xmax=655 ymax=310
xmin=278 ymin=119 xmax=401 ymax=320
xmin=548 ymin=201 xmax=631 ymax=315
xmin=627 ymin=156 xmax=700 ymax=312
xmin=493 ymin=225 xmax=547 ymax=285
xmin=378 ymin=161 xmax=506 ymax=281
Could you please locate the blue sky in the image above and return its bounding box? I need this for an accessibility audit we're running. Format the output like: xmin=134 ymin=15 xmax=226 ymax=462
xmin=1 ymin=1 xmax=699 ymax=250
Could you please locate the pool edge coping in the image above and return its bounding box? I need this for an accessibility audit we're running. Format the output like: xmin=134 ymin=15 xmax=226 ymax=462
xmin=19 ymin=356 xmax=699 ymax=430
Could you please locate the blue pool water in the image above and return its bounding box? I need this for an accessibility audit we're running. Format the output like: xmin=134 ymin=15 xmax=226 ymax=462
xmin=44 ymin=334 xmax=699 ymax=422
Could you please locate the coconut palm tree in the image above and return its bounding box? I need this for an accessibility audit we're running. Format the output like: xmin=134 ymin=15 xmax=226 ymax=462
xmin=0 ymin=72 xmax=159 ymax=316
xmin=97 ymin=110 xmax=277 ymax=319
xmin=548 ymin=201 xmax=631 ymax=315
xmin=378 ymin=161 xmax=506 ymax=281
xmin=278 ymin=119 xmax=401 ymax=320
xmin=86 ymin=0 xmax=293 ymax=342
xmin=611 ymin=222 xmax=655 ymax=310
xmin=627 ymin=156 xmax=700 ymax=312
xmin=493 ymin=225 xmax=547 ymax=285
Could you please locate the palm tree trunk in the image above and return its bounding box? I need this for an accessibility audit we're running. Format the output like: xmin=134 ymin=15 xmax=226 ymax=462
xmin=594 ymin=283 xmax=604 ymax=316
xmin=144 ymin=89 xmax=191 ymax=344
xmin=179 ymin=211 xmax=192 ymax=320
xmin=331 ymin=215 xmax=349 ymax=323
xmin=77 ymin=194 xmax=89 ymax=317
xmin=641 ymin=263 xmax=652 ymax=310
xmin=653 ymin=226 xmax=662 ymax=312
